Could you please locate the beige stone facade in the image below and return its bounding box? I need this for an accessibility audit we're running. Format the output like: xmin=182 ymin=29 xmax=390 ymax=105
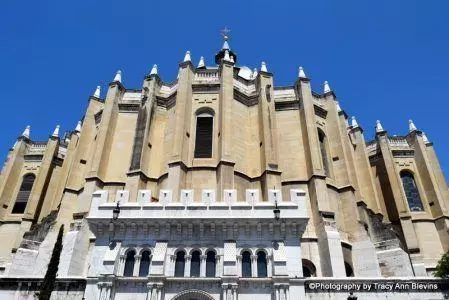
xmin=0 ymin=38 xmax=448 ymax=299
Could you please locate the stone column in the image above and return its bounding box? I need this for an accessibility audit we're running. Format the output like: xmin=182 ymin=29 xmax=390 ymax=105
xmin=275 ymin=286 xmax=280 ymax=300
xmin=216 ymin=255 xmax=221 ymax=277
xmin=184 ymin=255 xmax=191 ymax=277
xmin=267 ymin=254 xmax=273 ymax=277
xmin=236 ymin=255 xmax=242 ymax=277
xmin=133 ymin=255 xmax=141 ymax=277
xmin=251 ymin=255 xmax=258 ymax=277
xmin=200 ymin=254 xmax=207 ymax=277
xmin=231 ymin=285 xmax=238 ymax=300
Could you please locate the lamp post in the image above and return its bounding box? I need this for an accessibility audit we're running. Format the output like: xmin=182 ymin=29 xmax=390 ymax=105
xmin=273 ymin=200 xmax=280 ymax=221
xmin=109 ymin=202 xmax=121 ymax=248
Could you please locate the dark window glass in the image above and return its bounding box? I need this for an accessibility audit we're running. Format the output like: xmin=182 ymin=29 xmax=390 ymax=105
xmin=345 ymin=262 xmax=354 ymax=277
xmin=206 ymin=251 xmax=216 ymax=277
xmin=12 ymin=174 xmax=35 ymax=214
xmin=242 ymin=251 xmax=252 ymax=277
xmin=123 ymin=250 xmax=136 ymax=277
xmin=257 ymin=251 xmax=267 ymax=278
xmin=401 ymin=172 xmax=424 ymax=212
xmin=303 ymin=266 xmax=312 ymax=277
xmin=318 ymin=130 xmax=329 ymax=177
xmin=174 ymin=251 xmax=185 ymax=277
xmin=194 ymin=116 xmax=213 ymax=158
xmin=190 ymin=250 xmax=201 ymax=277
xmin=302 ymin=259 xmax=316 ymax=277
xmin=139 ymin=250 xmax=151 ymax=277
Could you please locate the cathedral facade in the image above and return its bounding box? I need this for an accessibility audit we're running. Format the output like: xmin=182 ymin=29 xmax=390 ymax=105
xmin=0 ymin=36 xmax=448 ymax=299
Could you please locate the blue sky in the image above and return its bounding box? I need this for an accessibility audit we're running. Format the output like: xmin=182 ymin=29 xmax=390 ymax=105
xmin=1 ymin=0 xmax=448 ymax=180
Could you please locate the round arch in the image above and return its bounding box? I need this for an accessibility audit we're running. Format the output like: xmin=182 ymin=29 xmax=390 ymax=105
xmin=171 ymin=289 xmax=215 ymax=300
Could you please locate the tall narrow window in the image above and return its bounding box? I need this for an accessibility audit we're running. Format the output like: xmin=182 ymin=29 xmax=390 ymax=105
xmin=190 ymin=250 xmax=201 ymax=277
xmin=123 ymin=250 xmax=136 ymax=277
xmin=257 ymin=251 xmax=268 ymax=278
xmin=241 ymin=251 xmax=252 ymax=278
xmin=318 ymin=129 xmax=330 ymax=177
xmin=302 ymin=259 xmax=316 ymax=277
xmin=139 ymin=250 xmax=151 ymax=277
xmin=12 ymin=174 xmax=35 ymax=214
xmin=174 ymin=251 xmax=186 ymax=277
xmin=400 ymin=171 xmax=424 ymax=212
xmin=206 ymin=251 xmax=216 ymax=277
xmin=194 ymin=112 xmax=213 ymax=158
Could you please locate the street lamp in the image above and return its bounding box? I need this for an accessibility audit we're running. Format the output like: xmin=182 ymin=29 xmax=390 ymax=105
xmin=109 ymin=202 xmax=120 ymax=248
xmin=112 ymin=202 xmax=120 ymax=220
xmin=273 ymin=200 xmax=280 ymax=221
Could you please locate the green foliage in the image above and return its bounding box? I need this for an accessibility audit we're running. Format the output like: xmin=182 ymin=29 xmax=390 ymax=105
xmin=38 ymin=225 xmax=64 ymax=300
xmin=435 ymin=250 xmax=449 ymax=279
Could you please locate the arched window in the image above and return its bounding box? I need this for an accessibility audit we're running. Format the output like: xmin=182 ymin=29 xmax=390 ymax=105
xmin=139 ymin=250 xmax=151 ymax=277
xmin=241 ymin=251 xmax=252 ymax=278
xmin=257 ymin=251 xmax=268 ymax=278
xmin=190 ymin=250 xmax=201 ymax=277
xmin=345 ymin=262 xmax=354 ymax=277
xmin=12 ymin=174 xmax=36 ymax=214
xmin=302 ymin=259 xmax=316 ymax=277
xmin=318 ymin=129 xmax=330 ymax=177
xmin=206 ymin=251 xmax=216 ymax=277
xmin=174 ymin=251 xmax=186 ymax=277
xmin=123 ymin=250 xmax=136 ymax=277
xmin=400 ymin=171 xmax=424 ymax=212
xmin=194 ymin=109 xmax=214 ymax=158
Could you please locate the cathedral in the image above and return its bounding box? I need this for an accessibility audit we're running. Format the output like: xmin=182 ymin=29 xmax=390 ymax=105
xmin=0 ymin=33 xmax=448 ymax=300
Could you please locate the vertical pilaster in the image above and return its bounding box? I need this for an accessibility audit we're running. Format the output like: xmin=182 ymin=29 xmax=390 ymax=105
xmin=184 ymin=255 xmax=191 ymax=277
xmin=200 ymin=254 xmax=206 ymax=277
xmin=23 ymin=135 xmax=58 ymax=222
xmin=257 ymin=70 xmax=281 ymax=199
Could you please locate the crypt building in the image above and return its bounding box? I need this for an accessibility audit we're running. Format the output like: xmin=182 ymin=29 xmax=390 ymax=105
xmin=0 ymin=34 xmax=448 ymax=300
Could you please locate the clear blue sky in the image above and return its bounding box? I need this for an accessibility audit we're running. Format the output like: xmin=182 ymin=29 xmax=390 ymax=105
xmin=1 ymin=0 xmax=448 ymax=180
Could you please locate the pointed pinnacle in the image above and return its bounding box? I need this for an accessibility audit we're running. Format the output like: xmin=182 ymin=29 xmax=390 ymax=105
xmin=183 ymin=51 xmax=191 ymax=62
xmin=197 ymin=56 xmax=205 ymax=68
xmin=113 ymin=70 xmax=122 ymax=83
xmin=324 ymin=81 xmax=331 ymax=93
xmin=376 ymin=120 xmax=384 ymax=133
xmin=52 ymin=125 xmax=60 ymax=137
xmin=150 ymin=64 xmax=158 ymax=75
xmin=409 ymin=119 xmax=417 ymax=132
xmin=298 ymin=66 xmax=306 ymax=79
xmin=351 ymin=116 xmax=359 ymax=128
xmin=75 ymin=121 xmax=82 ymax=133
xmin=22 ymin=125 xmax=30 ymax=139
xmin=261 ymin=62 xmax=268 ymax=72
xmin=93 ymin=85 xmax=101 ymax=98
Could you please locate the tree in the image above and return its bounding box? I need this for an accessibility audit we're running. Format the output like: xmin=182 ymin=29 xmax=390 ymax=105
xmin=435 ymin=250 xmax=449 ymax=279
xmin=38 ymin=225 xmax=64 ymax=300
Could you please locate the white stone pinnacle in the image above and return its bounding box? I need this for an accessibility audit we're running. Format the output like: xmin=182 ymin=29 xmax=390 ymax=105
xmin=52 ymin=125 xmax=60 ymax=137
xmin=351 ymin=116 xmax=359 ymax=128
xmin=75 ymin=121 xmax=82 ymax=133
xmin=298 ymin=66 xmax=306 ymax=79
xmin=93 ymin=85 xmax=101 ymax=98
xmin=252 ymin=68 xmax=258 ymax=79
xmin=261 ymin=62 xmax=268 ymax=72
xmin=324 ymin=81 xmax=331 ymax=93
xmin=113 ymin=70 xmax=122 ymax=83
xmin=150 ymin=64 xmax=158 ymax=75
xmin=335 ymin=101 xmax=342 ymax=112
xmin=409 ymin=119 xmax=417 ymax=132
xmin=184 ymin=51 xmax=191 ymax=62
xmin=376 ymin=120 xmax=384 ymax=133
xmin=22 ymin=125 xmax=30 ymax=139
xmin=177 ymin=67 xmax=181 ymax=80
xmin=224 ymin=50 xmax=231 ymax=62
xmin=65 ymin=136 xmax=71 ymax=144
xmin=197 ymin=56 xmax=205 ymax=68
xmin=422 ymin=132 xmax=430 ymax=144
xmin=230 ymin=55 xmax=235 ymax=64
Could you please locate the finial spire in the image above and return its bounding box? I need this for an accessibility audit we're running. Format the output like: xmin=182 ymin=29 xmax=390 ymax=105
xmin=324 ymin=81 xmax=331 ymax=93
xmin=52 ymin=125 xmax=60 ymax=138
xmin=261 ymin=61 xmax=268 ymax=72
xmin=150 ymin=64 xmax=158 ymax=75
xmin=351 ymin=116 xmax=359 ymax=128
xmin=22 ymin=125 xmax=30 ymax=139
xmin=113 ymin=70 xmax=122 ymax=83
xmin=224 ymin=50 xmax=231 ymax=62
xmin=93 ymin=85 xmax=101 ymax=98
xmin=335 ymin=101 xmax=342 ymax=112
xmin=197 ymin=56 xmax=205 ymax=68
xmin=183 ymin=51 xmax=191 ymax=62
xmin=252 ymin=68 xmax=258 ymax=79
xmin=298 ymin=66 xmax=307 ymax=79
xmin=375 ymin=120 xmax=384 ymax=133
xmin=422 ymin=132 xmax=430 ymax=144
xmin=75 ymin=121 xmax=82 ymax=133
xmin=409 ymin=119 xmax=417 ymax=132
xmin=220 ymin=27 xmax=231 ymax=50
xmin=230 ymin=55 xmax=235 ymax=64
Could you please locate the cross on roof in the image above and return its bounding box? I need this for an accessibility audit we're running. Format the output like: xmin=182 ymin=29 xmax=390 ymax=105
xmin=221 ymin=27 xmax=231 ymax=41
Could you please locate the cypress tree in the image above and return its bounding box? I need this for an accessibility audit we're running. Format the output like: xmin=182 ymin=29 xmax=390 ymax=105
xmin=38 ymin=224 xmax=64 ymax=300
